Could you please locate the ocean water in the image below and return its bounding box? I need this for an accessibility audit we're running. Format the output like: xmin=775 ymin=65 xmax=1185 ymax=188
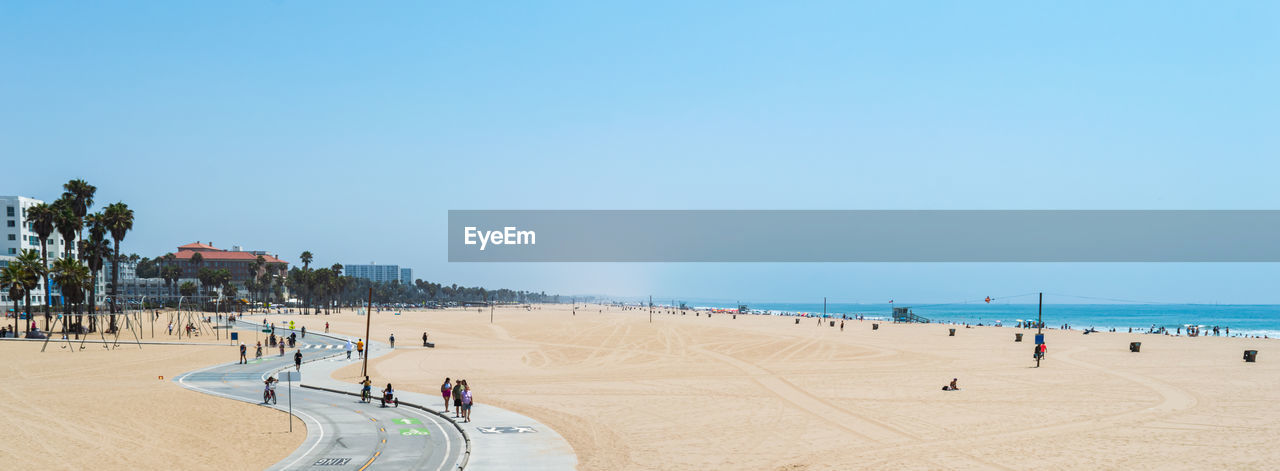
xmin=692 ymin=303 xmax=1280 ymax=338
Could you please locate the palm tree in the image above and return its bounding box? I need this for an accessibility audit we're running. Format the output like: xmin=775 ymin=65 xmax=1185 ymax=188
xmin=179 ymin=281 xmax=196 ymax=298
xmin=61 ymin=179 xmax=96 ymax=249
xmin=190 ymin=251 xmax=204 ymax=307
xmin=102 ymin=202 xmax=134 ymax=317
xmin=2 ymin=263 xmax=33 ymax=335
xmin=163 ymin=265 xmax=181 ymax=303
xmin=52 ymin=198 xmax=81 ymax=259
xmin=26 ymin=203 xmax=56 ymax=330
xmin=80 ymin=213 xmax=109 ymax=332
xmin=51 ymin=257 xmax=89 ymax=337
xmin=300 ymin=251 xmax=313 ymax=271
xmin=15 ymin=250 xmax=44 ymax=333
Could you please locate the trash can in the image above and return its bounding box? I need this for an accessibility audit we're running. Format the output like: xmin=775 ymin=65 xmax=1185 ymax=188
xmin=795 ymin=318 xmax=800 ymax=325
xmin=733 ymin=314 xmax=736 ymax=319
xmin=830 ymin=321 xmax=836 ymax=327
xmin=1130 ymin=342 xmax=1141 ymax=353
xmin=1015 ymin=333 xmax=1023 ymax=342
xmin=1244 ymin=350 xmax=1258 ymax=362
xmin=872 ymin=323 xmax=879 ymax=330
xmin=949 ymin=328 xmax=956 ymax=336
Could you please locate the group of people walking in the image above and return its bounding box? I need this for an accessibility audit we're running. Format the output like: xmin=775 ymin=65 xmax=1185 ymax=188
xmin=440 ymin=378 xmax=474 ymax=422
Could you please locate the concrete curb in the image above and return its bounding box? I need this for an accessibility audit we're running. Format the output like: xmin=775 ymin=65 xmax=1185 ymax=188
xmin=301 ymin=383 xmax=473 ymax=470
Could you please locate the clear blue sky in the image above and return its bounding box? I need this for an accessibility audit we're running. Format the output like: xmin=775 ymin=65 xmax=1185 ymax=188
xmin=3 ymin=2 xmax=1277 ymax=303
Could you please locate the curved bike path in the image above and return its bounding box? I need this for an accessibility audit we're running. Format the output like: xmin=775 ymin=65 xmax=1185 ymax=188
xmin=175 ymin=321 xmax=465 ymax=470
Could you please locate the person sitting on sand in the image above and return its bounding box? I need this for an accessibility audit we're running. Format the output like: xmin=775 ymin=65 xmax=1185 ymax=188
xmin=943 ymin=378 xmax=960 ymax=391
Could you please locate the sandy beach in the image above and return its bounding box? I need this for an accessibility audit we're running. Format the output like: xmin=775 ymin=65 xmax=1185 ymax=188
xmin=0 ymin=323 xmax=303 ymax=470
xmin=272 ymin=304 xmax=1280 ymax=470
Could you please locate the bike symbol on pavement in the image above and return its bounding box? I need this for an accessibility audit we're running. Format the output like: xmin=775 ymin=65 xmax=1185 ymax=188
xmin=399 ymin=428 xmax=431 ymax=436
xmin=476 ymin=426 xmax=537 ymax=434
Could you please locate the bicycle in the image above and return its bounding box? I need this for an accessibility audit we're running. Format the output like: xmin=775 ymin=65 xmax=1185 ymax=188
xmin=360 ymin=388 xmax=371 ymax=403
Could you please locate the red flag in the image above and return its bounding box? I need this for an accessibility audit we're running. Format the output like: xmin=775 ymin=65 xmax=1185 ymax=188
xmin=984 ymin=296 xmax=992 ymax=303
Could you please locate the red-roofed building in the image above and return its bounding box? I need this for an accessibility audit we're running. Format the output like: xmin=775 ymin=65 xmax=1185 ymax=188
xmin=170 ymin=241 xmax=289 ymax=287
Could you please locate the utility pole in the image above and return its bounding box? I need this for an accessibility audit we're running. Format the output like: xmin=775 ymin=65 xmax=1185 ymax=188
xmin=649 ymin=295 xmax=653 ymax=323
xmin=1036 ymin=292 xmax=1043 ymax=368
xmin=490 ymin=304 xmax=493 ymax=324
xmin=362 ymin=287 xmax=372 ymax=377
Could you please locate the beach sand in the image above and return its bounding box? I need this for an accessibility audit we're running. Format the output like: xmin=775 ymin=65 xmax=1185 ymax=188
xmin=0 ymin=336 xmax=303 ymax=470
xmin=279 ymin=304 xmax=1280 ymax=470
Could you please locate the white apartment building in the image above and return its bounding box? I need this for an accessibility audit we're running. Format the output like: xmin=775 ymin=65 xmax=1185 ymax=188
xmin=1 ymin=195 xmax=106 ymax=308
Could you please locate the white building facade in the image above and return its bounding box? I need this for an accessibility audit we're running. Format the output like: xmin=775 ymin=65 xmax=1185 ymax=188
xmin=1 ymin=195 xmax=106 ymax=308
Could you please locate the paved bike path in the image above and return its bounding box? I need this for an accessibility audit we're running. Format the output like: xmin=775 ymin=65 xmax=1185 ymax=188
xmin=175 ymin=323 xmax=465 ymax=470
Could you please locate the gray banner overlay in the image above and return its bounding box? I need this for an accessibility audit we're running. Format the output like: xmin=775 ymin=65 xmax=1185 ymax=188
xmin=448 ymin=210 xmax=1280 ymax=262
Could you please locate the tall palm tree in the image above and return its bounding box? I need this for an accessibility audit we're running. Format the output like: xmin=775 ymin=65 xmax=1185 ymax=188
xmin=300 ymin=251 xmax=313 ymax=271
xmin=162 ymin=253 xmax=177 ymax=304
xmin=190 ymin=251 xmax=204 ymax=308
xmin=51 ymin=257 xmax=89 ymax=337
xmin=15 ymin=249 xmax=44 ymax=333
xmin=102 ymin=202 xmax=134 ymax=318
xmin=26 ymin=203 xmax=56 ymax=330
xmin=61 ymin=179 xmax=96 ymax=251
xmin=81 ymin=213 xmax=109 ymax=332
xmin=2 ymin=263 xmax=33 ymax=335
xmin=52 ymin=198 xmax=81 ymax=259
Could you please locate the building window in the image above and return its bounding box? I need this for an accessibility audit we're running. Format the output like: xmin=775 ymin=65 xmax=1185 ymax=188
xmin=6 ymin=234 xmax=13 ymax=241
xmin=7 ymin=248 xmax=14 ymax=255
xmin=5 ymin=220 xmax=13 ymax=227
xmin=5 ymin=206 xmax=13 ymax=217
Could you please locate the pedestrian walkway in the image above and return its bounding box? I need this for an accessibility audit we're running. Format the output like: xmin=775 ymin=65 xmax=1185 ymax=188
xmin=300 ymin=334 xmax=578 ymax=470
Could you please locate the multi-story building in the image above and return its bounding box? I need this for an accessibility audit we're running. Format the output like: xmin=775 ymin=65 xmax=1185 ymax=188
xmin=171 ymin=242 xmax=289 ymax=293
xmin=344 ymin=263 xmax=413 ymax=285
xmin=1 ymin=195 xmax=104 ymax=308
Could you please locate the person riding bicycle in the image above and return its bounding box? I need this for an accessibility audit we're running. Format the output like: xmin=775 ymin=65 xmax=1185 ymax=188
xmin=380 ymin=383 xmax=398 ymax=408
xmin=360 ymin=376 xmax=373 ymax=402
xmin=255 ymin=342 xmax=263 ymax=359
xmin=264 ymin=376 xmax=278 ymax=404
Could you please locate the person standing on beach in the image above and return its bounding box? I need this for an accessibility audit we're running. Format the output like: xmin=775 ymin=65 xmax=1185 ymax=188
xmin=239 ymin=343 xmax=247 ymax=364
xmin=325 ymin=322 xmax=329 ymax=333
xmin=389 ymin=333 xmax=395 ymax=349
xmin=423 ymin=332 xmax=429 ymax=346
xmin=1037 ymin=343 xmax=1047 ymax=360
xmin=441 ymin=378 xmax=453 ymax=414
xmin=840 ymin=320 xmax=845 ymax=331
xmin=345 ymin=339 xmax=353 ymax=359
xmin=356 ymin=339 xmax=365 ymax=359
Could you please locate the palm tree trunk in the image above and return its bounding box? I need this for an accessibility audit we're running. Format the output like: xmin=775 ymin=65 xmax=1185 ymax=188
xmin=88 ymin=273 xmax=97 ymax=333
xmin=110 ymin=239 xmax=120 ymax=331
xmin=24 ymin=292 xmax=32 ymax=333
xmin=41 ymin=241 xmax=50 ymax=332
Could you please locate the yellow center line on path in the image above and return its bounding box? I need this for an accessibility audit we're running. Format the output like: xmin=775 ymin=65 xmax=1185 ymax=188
xmin=358 ymin=451 xmax=381 ymax=471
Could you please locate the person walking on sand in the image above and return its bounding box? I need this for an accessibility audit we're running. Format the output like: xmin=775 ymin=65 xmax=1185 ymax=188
xmin=451 ymin=379 xmax=464 ymax=418
xmin=389 ymin=333 xmax=395 ymax=349
xmin=294 ymin=349 xmax=303 ymax=371
xmin=441 ymin=378 xmax=453 ymax=414
xmin=345 ymin=339 xmax=353 ymax=359
xmin=423 ymin=332 xmax=429 ymax=346
xmin=325 ymin=322 xmax=329 ymax=333
xmin=239 ymin=343 xmax=247 ymax=364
